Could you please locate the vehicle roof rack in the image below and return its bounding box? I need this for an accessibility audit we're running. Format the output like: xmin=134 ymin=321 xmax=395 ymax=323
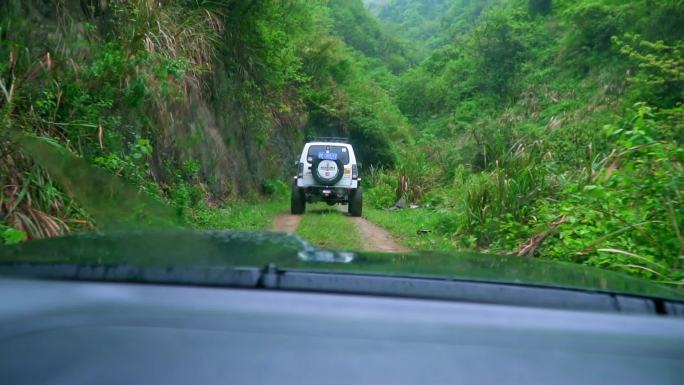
xmin=306 ymin=136 xmax=349 ymax=143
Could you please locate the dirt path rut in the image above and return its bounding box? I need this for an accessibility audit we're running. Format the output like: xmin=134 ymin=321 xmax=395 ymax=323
xmin=271 ymin=206 xmax=410 ymax=253
xmin=348 ymin=216 xmax=411 ymax=253
xmin=270 ymin=214 xmax=302 ymax=233
xmin=339 ymin=205 xmax=410 ymax=253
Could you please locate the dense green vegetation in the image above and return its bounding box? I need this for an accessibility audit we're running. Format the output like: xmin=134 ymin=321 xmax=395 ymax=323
xmin=365 ymin=207 xmax=461 ymax=252
xmin=362 ymin=0 xmax=684 ymax=284
xmin=191 ymin=199 xmax=287 ymax=232
xmin=1 ymin=0 xmax=682 ymax=286
xmin=0 ymin=0 xmax=408 ymax=237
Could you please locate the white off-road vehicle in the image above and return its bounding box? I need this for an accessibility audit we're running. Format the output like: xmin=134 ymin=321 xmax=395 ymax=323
xmin=291 ymin=137 xmax=362 ymax=216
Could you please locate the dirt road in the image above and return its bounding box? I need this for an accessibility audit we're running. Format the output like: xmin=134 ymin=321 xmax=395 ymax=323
xmin=270 ymin=214 xmax=302 ymax=233
xmin=346 ymin=215 xmax=411 ymax=253
xmin=271 ymin=206 xmax=409 ymax=253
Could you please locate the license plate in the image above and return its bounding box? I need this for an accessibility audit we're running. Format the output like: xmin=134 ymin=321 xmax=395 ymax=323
xmin=318 ymin=152 xmax=338 ymax=160
xmin=322 ymin=189 xmax=332 ymax=195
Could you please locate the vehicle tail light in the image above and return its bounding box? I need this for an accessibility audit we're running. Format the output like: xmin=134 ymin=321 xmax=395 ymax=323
xmin=297 ymin=162 xmax=304 ymax=178
xmin=352 ymin=164 xmax=358 ymax=180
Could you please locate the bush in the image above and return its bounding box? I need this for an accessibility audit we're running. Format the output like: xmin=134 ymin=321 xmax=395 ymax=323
xmin=614 ymin=34 xmax=684 ymax=108
xmin=566 ymin=3 xmax=622 ymax=53
xmin=262 ymin=179 xmax=289 ymax=197
xmin=529 ymin=0 xmax=552 ymax=17
xmin=640 ymin=0 xmax=684 ymax=41
xmin=363 ymin=165 xmax=397 ymax=209
xmin=495 ymin=104 xmax=684 ymax=283
xmin=456 ymin=138 xmax=552 ymax=247
xmin=433 ymin=212 xmax=461 ymax=236
xmin=0 ymin=225 xmax=28 ymax=245
xmin=469 ymin=9 xmax=531 ymax=96
xmin=366 ymin=184 xmax=396 ymax=209
xmin=421 ymin=189 xmax=448 ymax=207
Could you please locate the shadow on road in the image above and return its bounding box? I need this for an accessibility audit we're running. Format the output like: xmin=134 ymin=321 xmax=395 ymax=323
xmin=304 ymin=205 xmax=346 ymax=216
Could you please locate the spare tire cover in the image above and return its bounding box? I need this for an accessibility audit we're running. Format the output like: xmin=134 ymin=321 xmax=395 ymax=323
xmin=312 ymin=158 xmax=344 ymax=186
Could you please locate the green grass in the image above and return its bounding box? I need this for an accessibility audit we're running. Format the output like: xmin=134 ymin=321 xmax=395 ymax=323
xmin=191 ymin=199 xmax=288 ymax=231
xmin=364 ymin=208 xmax=464 ymax=253
xmin=296 ymin=204 xmax=362 ymax=250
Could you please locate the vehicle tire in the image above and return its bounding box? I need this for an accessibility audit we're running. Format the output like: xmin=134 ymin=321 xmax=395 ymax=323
xmin=349 ymin=187 xmax=363 ymax=217
xmin=291 ymin=182 xmax=305 ymax=215
xmin=311 ymin=157 xmax=344 ymax=186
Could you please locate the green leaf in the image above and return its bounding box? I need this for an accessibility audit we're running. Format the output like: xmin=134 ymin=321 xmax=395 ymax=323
xmin=2 ymin=228 xmax=27 ymax=245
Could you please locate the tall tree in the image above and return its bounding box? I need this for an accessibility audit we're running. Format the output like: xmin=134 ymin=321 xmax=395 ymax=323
xmin=529 ymin=0 xmax=551 ymax=16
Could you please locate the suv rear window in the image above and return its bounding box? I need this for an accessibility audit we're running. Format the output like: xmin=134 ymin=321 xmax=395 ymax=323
xmin=307 ymin=145 xmax=350 ymax=165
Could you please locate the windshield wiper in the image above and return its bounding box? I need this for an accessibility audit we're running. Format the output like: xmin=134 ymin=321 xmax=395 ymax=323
xmin=1 ymin=262 xmax=683 ymax=317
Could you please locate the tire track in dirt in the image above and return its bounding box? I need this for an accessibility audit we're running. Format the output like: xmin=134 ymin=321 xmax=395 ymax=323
xmin=339 ymin=205 xmax=411 ymax=253
xmin=272 ymin=206 xmax=410 ymax=253
xmin=270 ymin=214 xmax=302 ymax=233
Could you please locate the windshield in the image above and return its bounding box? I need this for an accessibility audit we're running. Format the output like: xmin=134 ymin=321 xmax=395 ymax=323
xmin=307 ymin=145 xmax=351 ymax=165
xmin=0 ymin=0 xmax=682 ymax=298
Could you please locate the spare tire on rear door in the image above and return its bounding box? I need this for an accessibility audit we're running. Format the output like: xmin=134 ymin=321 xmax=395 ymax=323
xmin=311 ymin=156 xmax=344 ymax=186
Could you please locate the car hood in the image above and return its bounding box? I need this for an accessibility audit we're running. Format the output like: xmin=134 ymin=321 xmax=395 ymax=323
xmin=0 ymin=229 xmax=681 ymax=301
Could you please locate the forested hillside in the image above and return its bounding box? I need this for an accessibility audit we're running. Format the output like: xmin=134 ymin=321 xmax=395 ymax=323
xmin=0 ymin=0 xmax=409 ymax=235
xmin=1 ymin=0 xmax=683 ymax=285
xmin=365 ymin=0 xmax=684 ymax=283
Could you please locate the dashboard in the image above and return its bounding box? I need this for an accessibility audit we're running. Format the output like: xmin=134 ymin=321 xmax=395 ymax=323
xmin=1 ymin=277 xmax=683 ymax=385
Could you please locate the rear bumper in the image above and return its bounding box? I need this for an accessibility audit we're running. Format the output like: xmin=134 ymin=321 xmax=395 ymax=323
xmin=297 ymin=178 xmax=358 ymax=189
xmin=295 ymin=184 xmax=356 ymax=203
